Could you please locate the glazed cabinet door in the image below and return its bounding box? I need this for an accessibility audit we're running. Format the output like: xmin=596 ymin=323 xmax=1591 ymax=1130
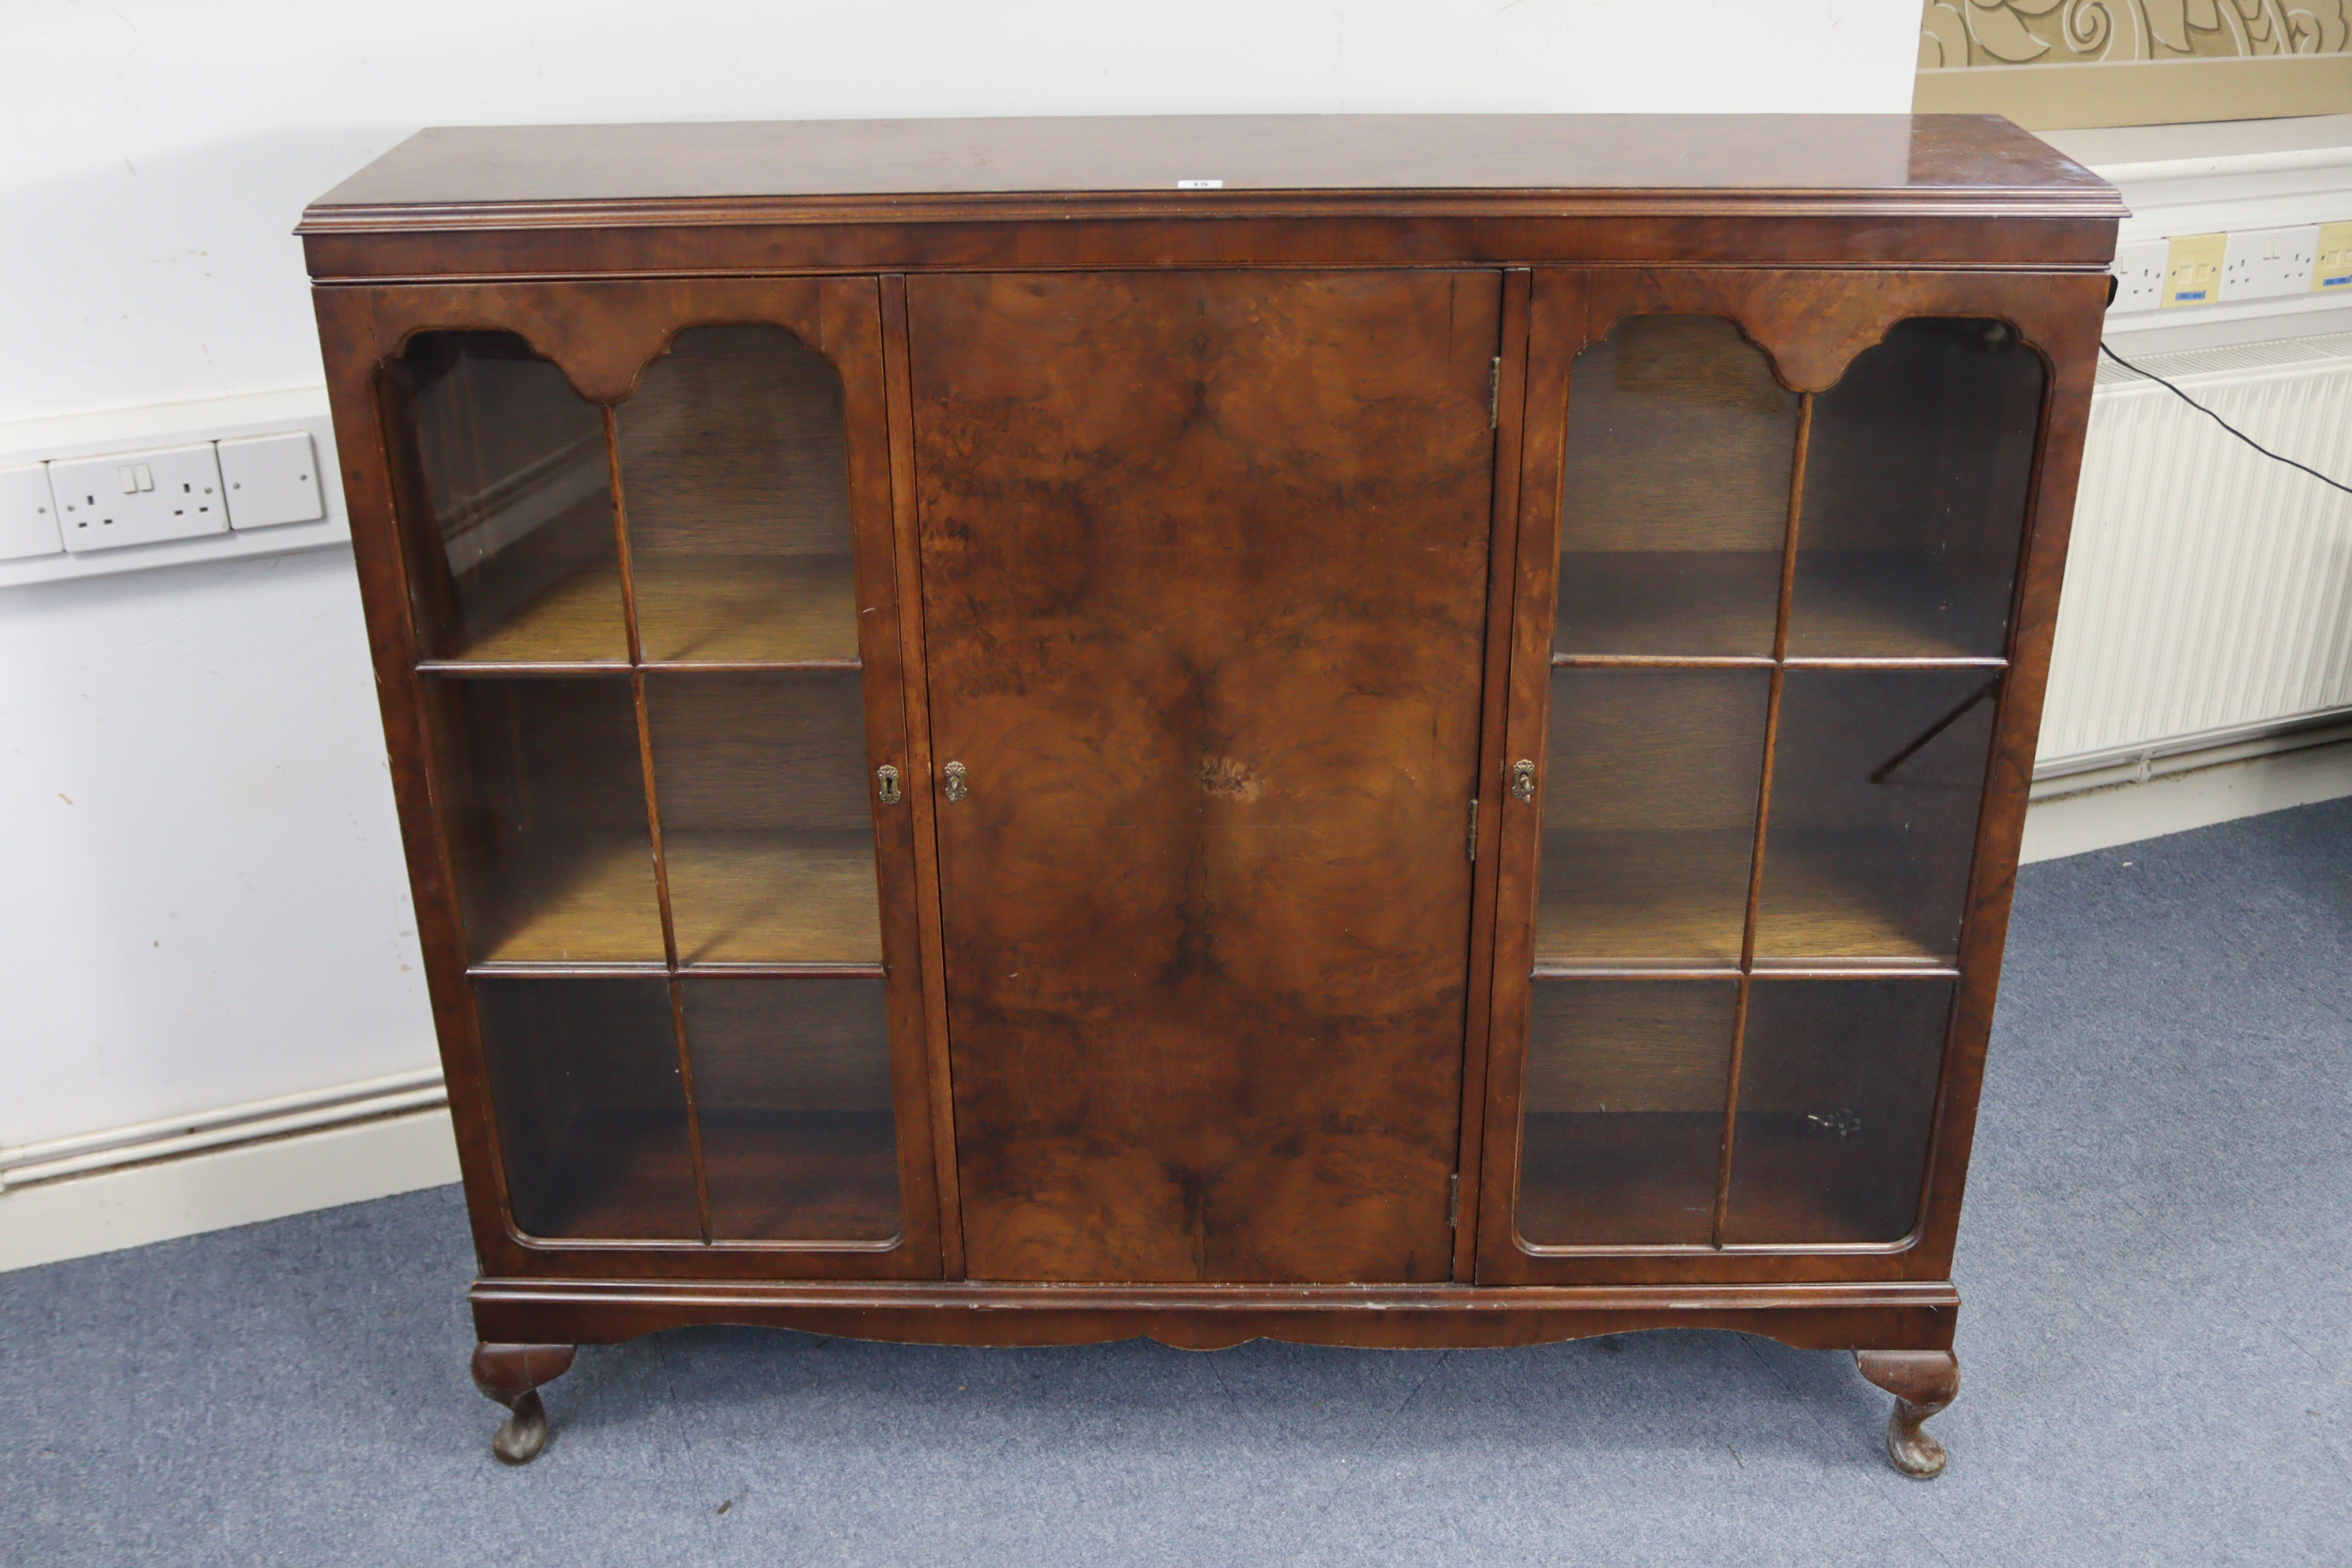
xmin=318 ymin=277 xmax=945 ymax=1280
xmin=908 ymin=270 xmax=1503 ymax=1283
xmin=1476 ymin=268 xmax=2102 ymax=1286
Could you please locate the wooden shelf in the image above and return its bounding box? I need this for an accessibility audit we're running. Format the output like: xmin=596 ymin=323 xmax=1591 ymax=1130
xmin=636 ymin=554 xmax=860 ymax=665
xmin=666 ymin=828 xmax=881 ymax=966
xmin=1536 ymin=830 xmax=1957 ymax=968
xmin=504 ymin=1108 xmax=702 ymax=1240
xmin=1551 ymin=548 xmax=2012 ymax=664
xmin=471 ymin=829 xmax=880 ymax=967
xmin=1751 ymin=837 xmax=1959 ymax=965
xmin=504 ymin=1108 xmax=901 ymax=1242
xmin=1721 ymin=1113 xmax=1928 ymax=1246
xmin=1788 ymin=548 xmax=1997 ymax=662
xmin=1517 ymin=1111 xmax=1722 ymax=1247
xmin=444 ymin=559 xmax=630 ymax=665
xmin=473 ymin=836 xmax=665 ymax=965
xmin=1536 ymin=829 xmax=1755 ymax=967
xmin=1516 ymin=1110 xmax=1931 ymax=1250
xmin=434 ymin=552 xmax=861 ymax=667
xmin=701 ymin=1110 xmax=902 ymax=1242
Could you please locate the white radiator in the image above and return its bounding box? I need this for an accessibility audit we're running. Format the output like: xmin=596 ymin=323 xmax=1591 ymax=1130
xmin=2038 ymin=330 xmax=2352 ymax=781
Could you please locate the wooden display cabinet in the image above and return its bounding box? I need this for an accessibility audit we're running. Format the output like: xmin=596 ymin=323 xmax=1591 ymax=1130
xmin=300 ymin=115 xmax=2121 ymax=1473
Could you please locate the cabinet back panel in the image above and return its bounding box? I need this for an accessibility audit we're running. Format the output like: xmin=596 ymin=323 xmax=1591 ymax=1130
xmin=1755 ymin=668 xmax=1998 ymax=963
xmin=912 ymin=269 xmax=1500 ymax=1284
xmin=1792 ymin=318 xmax=2042 ymax=660
xmin=616 ymin=324 xmax=853 ymax=559
xmin=427 ymin=675 xmax=663 ymax=966
xmin=1725 ymin=977 xmax=1954 ymax=1246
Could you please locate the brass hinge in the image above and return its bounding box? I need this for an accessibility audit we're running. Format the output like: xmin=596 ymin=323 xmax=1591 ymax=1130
xmin=1488 ymin=356 xmax=1502 ymax=428
xmin=1447 ymin=1173 xmax=1461 ymax=1228
xmin=1466 ymin=797 xmax=1479 ymax=861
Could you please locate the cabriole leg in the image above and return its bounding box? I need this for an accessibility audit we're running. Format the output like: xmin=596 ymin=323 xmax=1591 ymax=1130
xmin=1854 ymin=1349 xmax=1961 ymax=1479
xmin=470 ymin=1342 xmax=578 ymax=1464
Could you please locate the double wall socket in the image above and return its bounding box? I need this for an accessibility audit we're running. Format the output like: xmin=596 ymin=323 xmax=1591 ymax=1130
xmin=5 ymin=430 xmax=327 ymax=562
xmin=2220 ymin=225 xmax=2322 ymax=302
xmin=2109 ymin=239 xmax=2170 ymax=315
xmin=49 ymin=443 xmax=228 ymax=553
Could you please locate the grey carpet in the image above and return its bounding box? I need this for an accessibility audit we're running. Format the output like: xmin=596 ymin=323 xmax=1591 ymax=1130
xmin=6 ymin=799 xmax=2348 ymax=1565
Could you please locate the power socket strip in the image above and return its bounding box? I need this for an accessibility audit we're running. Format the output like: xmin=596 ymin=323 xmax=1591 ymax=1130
xmin=0 ymin=389 xmax=345 ymax=586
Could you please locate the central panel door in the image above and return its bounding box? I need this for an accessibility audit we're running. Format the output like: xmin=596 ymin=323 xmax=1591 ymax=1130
xmin=910 ymin=270 xmax=1503 ymax=1283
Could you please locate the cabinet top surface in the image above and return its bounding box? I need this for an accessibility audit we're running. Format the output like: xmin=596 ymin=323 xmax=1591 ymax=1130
xmin=299 ymin=114 xmax=2120 ymax=230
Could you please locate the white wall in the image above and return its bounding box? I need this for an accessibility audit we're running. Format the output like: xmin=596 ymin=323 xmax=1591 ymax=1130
xmin=3 ymin=1 xmax=1917 ymax=421
xmin=0 ymin=2 xmax=1917 ymax=1149
xmin=0 ymin=549 xmax=427 ymax=1146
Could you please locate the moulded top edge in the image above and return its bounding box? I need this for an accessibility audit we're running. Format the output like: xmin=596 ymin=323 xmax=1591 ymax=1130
xmin=296 ymin=186 xmax=2130 ymax=238
xmin=296 ymin=114 xmax=2126 ymax=233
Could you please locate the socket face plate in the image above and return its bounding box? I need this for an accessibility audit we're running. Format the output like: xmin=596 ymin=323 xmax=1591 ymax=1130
xmin=49 ymin=443 xmax=229 ymax=553
xmin=2219 ymin=225 xmax=2322 ymax=303
xmin=2162 ymin=232 xmax=2227 ymax=310
xmin=2318 ymin=222 xmax=2352 ymax=294
xmin=0 ymin=463 xmax=63 ymax=561
xmin=219 ymin=432 xmax=326 ymax=530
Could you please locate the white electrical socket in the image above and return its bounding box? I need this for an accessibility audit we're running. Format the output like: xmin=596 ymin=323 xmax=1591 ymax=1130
xmin=49 ymin=443 xmax=229 ymax=553
xmin=2108 ymin=239 xmax=2169 ymax=315
xmin=2219 ymin=224 xmax=2322 ymax=302
xmin=218 ymin=431 xmax=326 ymax=530
xmin=0 ymin=462 xmax=64 ymax=560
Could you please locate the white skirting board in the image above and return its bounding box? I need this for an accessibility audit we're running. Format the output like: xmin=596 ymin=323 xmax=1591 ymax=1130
xmin=0 ymin=1103 xmax=459 ymax=1274
xmin=4 ymin=740 xmax=2347 ymax=1274
xmin=2022 ymin=734 xmax=2352 ymax=864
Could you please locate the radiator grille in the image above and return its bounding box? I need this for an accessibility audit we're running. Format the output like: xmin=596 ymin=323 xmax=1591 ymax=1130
xmin=2040 ymin=330 xmax=2352 ymax=775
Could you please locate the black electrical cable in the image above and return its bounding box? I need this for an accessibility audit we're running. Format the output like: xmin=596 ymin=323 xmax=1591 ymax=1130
xmin=2097 ymin=339 xmax=2352 ymax=499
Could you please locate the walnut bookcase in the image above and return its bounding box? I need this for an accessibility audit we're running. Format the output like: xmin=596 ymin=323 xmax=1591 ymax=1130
xmin=300 ymin=114 xmax=2120 ymax=1473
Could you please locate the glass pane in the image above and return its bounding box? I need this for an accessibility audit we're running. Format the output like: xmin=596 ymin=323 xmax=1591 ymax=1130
xmin=1518 ymin=978 xmax=1734 ymax=1247
xmin=1791 ymin=318 xmax=2045 ymax=658
xmin=1537 ymin=668 xmax=1770 ymax=967
xmin=1724 ymin=977 xmax=1953 ymax=1245
xmin=428 ymin=675 xmax=662 ymax=964
xmin=686 ymin=978 xmax=902 ymax=1241
xmin=647 ymin=670 xmax=880 ymax=965
xmin=386 ymin=332 xmax=623 ymax=664
xmin=1754 ymin=669 xmax=1997 ymax=964
xmin=476 ymin=976 xmax=698 ymax=1239
xmin=1557 ymin=315 xmax=1798 ymax=657
xmin=617 ymin=326 xmax=859 ymax=664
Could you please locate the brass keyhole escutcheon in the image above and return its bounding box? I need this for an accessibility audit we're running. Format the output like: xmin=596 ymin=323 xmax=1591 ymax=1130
xmin=942 ymin=760 xmax=969 ymax=802
xmin=1510 ymin=759 xmax=1537 ymax=802
xmin=875 ymin=764 xmax=902 ymax=805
